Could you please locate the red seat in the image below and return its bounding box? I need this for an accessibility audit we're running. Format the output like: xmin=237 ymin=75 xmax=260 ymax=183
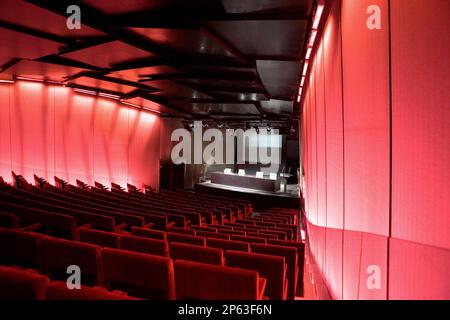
xmin=251 ymin=243 xmax=297 ymax=299
xmin=167 ymin=227 xmax=196 ymax=235
xmin=167 ymin=232 xmax=206 ymax=246
xmin=0 ymin=212 xmax=20 ymax=228
xmin=0 ymin=266 xmax=49 ymax=300
xmin=196 ymin=230 xmax=230 ymax=240
xmin=209 ymin=224 xmax=233 ymax=230
xmin=119 ymin=234 xmax=169 ymax=257
xmin=174 ymin=260 xmax=266 ymax=300
xmin=247 ymin=232 xmax=278 ymax=240
xmin=79 ymin=228 xmax=120 ymax=248
xmin=40 ymin=236 xmax=103 ymax=286
xmin=258 ymin=230 xmax=287 ymax=240
xmin=170 ymin=242 xmax=224 ymax=265
xmin=46 ymin=281 xmax=140 ymax=300
xmin=206 ymin=238 xmax=250 ymax=252
xmin=101 ymin=248 xmax=175 ymax=299
xmin=267 ymin=239 xmax=305 ymax=295
xmin=219 ymin=229 xmax=246 ymax=236
xmin=0 ymin=227 xmax=43 ymax=269
xmin=231 ymin=235 xmax=266 ymax=244
xmin=131 ymin=227 xmax=166 ymax=240
xmin=225 ymin=250 xmax=288 ymax=300
xmin=143 ymin=214 xmax=173 ymax=231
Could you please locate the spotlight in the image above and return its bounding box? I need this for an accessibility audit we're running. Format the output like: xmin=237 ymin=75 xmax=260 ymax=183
xmin=267 ymin=125 xmax=272 ymax=133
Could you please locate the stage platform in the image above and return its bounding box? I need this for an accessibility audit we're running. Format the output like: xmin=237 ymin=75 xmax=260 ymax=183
xmin=195 ymin=180 xmax=300 ymax=210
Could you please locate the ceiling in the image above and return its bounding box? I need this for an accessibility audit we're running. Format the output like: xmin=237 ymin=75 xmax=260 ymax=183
xmin=0 ymin=0 xmax=315 ymax=132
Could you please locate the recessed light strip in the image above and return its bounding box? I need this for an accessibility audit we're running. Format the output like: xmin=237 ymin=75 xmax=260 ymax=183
xmin=298 ymin=1 xmax=325 ymax=103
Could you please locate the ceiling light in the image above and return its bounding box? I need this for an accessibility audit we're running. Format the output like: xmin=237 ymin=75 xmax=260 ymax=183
xmin=312 ymin=4 xmax=325 ymax=30
xmin=16 ymin=76 xmax=44 ymax=82
xmin=309 ymin=30 xmax=317 ymax=47
xmin=302 ymin=62 xmax=309 ymax=76
xmin=306 ymin=47 xmax=313 ymax=60
xmin=300 ymin=76 xmax=305 ymax=86
xmin=74 ymin=88 xmax=97 ymax=96
xmin=99 ymin=92 xmax=120 ymax=100
xmin=0 ymin=79 xmax=14 ymax=84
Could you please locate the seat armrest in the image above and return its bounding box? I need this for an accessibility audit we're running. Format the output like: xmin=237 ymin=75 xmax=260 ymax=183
xmin=166 ymin=221 xmax=176 ymax=229
xmin=143 ymin=222 xmax=154 ymax=229
xmin=21 ymin=223 xmax=42 ymax=231
xmin=258 ymin=277 xmax=267 ymax=300
xmin=114 ymin=223 xmax=127 ymax=231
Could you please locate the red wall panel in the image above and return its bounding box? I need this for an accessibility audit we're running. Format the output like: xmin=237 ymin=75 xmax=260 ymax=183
xmin=301 ymin=0 xmax=449 ymax=300
xmin=315 ymin=41 xmax=327 ymax=228
xmin=342 ymin=231 xmax=387 ymax=300
xmin=325 ymin=227 xmax=343 ymax=299
xmin=0 ymin=84 xmax=11 ymax=182
xmin=391 ymin=0 xmax=450 ymax=249
xmin=92 ymin=99 xmax=129 ymax=187
xmin=341 ymin=0 xmax=390 ymax=236
xmin=323 ymin=0 xmax=344 ymax=230
xmin=389 ymin=238 xmax=450 ymax=300
xmin=54 ymin=89 xmax=95 ymax=185
xmin=0 ymin=82 xmax=161 ymax=190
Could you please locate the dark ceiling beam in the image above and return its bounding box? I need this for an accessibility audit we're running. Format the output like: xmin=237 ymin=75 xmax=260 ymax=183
xmin=139 ymin=71 xmax=258 ymax=82
xmin=200 ymin=26 xmax=248 ymax=65
xmin=0 ymin=20 xmax=73 ymax=45
xmin=253 ymin=101 xmax=266 ymax=118
xmin=0 ymin=58 xmax=21 ymax=73
xmin=250 ymin=55 xmax=302 ymax=62
xmin=106 ymin=11 xmax=311 ymax=28
xmin=84 ymin=74 xmax=161 ymax=92
xmin=141 ymin=93 xmax=195 ymax=117
xmin=182 ymin=99 xmax=260 ymax=104
xmin=58 ymin=36 xmax=116 ymax=55
xmin=35 ymin=55 xmax=105 ymax=71
xmin=177 ymin=83 xmax=267 ymax=94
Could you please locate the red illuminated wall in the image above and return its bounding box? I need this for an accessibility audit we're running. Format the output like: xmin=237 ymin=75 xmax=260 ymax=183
xmin=300 ymin=0 xmax=450 ymax=299
xmin=0 ymin=82 xmax=162 ymax=190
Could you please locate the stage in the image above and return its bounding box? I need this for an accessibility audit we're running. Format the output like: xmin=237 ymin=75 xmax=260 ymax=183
xmin=194 ymin=180 xmax=300 ymax=210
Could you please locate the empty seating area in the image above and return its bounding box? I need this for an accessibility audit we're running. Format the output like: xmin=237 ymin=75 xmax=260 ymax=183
xmin=0 ymin=174 xmax=303 ymax=300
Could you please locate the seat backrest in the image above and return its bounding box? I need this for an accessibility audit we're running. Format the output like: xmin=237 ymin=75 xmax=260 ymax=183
xmin=196 ymin=230 xmax=230 ymax=240
xmin=0 ymin=227 xmax=42 ymax=269
xmin=246 ymin=232 xmax=277 ymax=240
xmin=219 ymin=229 xmax=246 ymax=236
xmin=0 ymin=266 xmax=49 ymax=300
xmin=168 ymin=227 xmax=196 ymax=235
xmin=251 ymin=243 xmax=297 ymax=299
xmin=226 ymin=250 xmax=287 ymax=300
xmin=231 ymin=235 xmax=266 ymax=244
xmin=40 ymin=236 xmax=103 ymax=286
xmin=119 ymin=234 xmax=169 ymax=257
xmin=174 ymin=260 xmax=263 ymax=300
xmin=101 ymin=248 xmax=175 ymax=299
xmin=170 ymin=242 xmax=223 ymax=265
xmin=131 ymin=227 xmax=166 ymax=240
xmin=206 ymin=238 xmax=250 ymax=252
xmin=143 ymin=214 xmax=168 ymax=230
xmin=79 ymin=228 xmax=120 ymax=248
xmin=0 ymin=212 xmax=20 ymax=228
xmin=45 ymin=281 xmax=139 ymax=300
xmin=267 ymin=239 xmax=305 ymax=293
xmin=167 ymin=232 xmax=205 ymax=246
xmin=44 ymin=212 xmax=79 ymax=240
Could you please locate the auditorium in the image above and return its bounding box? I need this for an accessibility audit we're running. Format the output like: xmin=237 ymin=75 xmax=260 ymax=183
xmin=0 ymin=0 xmax=449 ymax=302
